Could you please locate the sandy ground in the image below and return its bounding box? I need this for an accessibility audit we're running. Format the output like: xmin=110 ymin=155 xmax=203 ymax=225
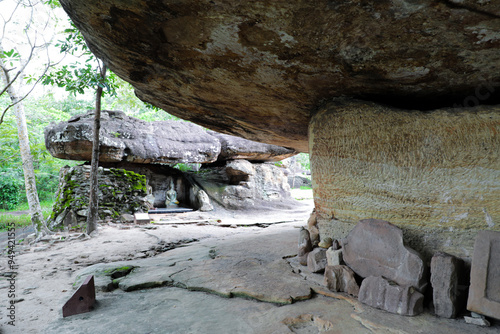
xmin=0 ymin=194 xmax=314 ymax=333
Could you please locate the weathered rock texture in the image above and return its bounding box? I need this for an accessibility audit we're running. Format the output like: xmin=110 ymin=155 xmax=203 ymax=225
xmin=59 ymin=0 xmax=500 ymax=152
xmin=193 ymin=160 xmax=292 ymax=211
xmin=97 ymin=162 xmax=211 ymax=211
xmin=45 ymin=110 xmax=296 ymax=164
xmin=342 ymin=219 xmax=427 ymax=292
xmin=48 ymin=165 xmax=148 ymax=230
xmin=467 ymin=231 xmax=500 ymax=320
xmin=298 ymin=227 xmax=312 ymax=266
xmin=209 ymin=131 xmax=296 ymax=162
xmin=45 ymin=110 xmax=221 ymax=164
xmin=311 ymin=100 xmax=500 ymax=259
xmin=430 ymin=252 xmax=464 ymax=319
xmin=323 ymin=265 xmax=359 ymax=297
xmin=358 ymin=276 xmax=424 ymax=317
xmin=307 ymin=248 xmax=327 ymax=273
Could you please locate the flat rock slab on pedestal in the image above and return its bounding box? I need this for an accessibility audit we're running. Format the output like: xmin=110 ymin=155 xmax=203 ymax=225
xmin=467 ymin=230 xmax=500 ymax=320
xmin=342 ymin=219 xmax=427 ymax=292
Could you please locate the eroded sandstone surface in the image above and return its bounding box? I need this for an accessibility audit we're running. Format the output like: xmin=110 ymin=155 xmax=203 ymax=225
xmin=310 ymin=99 xmax=500 ymax=258
xmin=45 ymin=110 xmax=296 ymax=164
xmin=58 ymin=0 xmax=500 ymax=152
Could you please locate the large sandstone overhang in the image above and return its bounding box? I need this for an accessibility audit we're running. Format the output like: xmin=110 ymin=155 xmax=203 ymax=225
xmin=59 ymin=0 xmax=500 ymax=152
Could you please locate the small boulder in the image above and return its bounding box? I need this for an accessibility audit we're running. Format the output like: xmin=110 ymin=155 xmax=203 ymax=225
xmin=225 ymin=160 xmax=255 ymax=184
xmin=318 ymin=237 xmax=333 ymax=249
xmin=196 ymin=189 xmax=213 ymax=212
xmin=326 ymin=247 xmax=343 ymax=267
xmin=307 ymin=210 xmax=320 ymax=246
xmin=342 ymin=219 xmax=427 ymax=292
xmin=324 ymin=265 xmax=359 ymax=297
xmin=358 ymin=276 xmax=424 ymax=316
xmin=307 ymin=248 xmax=327 ymax=273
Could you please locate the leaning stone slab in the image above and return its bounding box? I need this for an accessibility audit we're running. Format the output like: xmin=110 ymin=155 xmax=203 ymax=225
xmin=431 ymin=252 xmax=464 ymax=318
xmin=324 ymin=265 xmax=359 ymax=297
xmin=358 ymin=276 xmax=424 ymax=316
xmin=342 ymin=219 xmax=427 ymax=292
xmin=467 ymin=230 xmax=500 ymax=320
xmin=307 ymin=248 xmax=327 ymax=273
xmin=298 ymin=227 xmax=313 ymax=266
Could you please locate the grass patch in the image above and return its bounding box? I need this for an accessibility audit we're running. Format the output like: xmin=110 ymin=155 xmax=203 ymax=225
xmin=0 ymin=200 xmax=54 ymax=232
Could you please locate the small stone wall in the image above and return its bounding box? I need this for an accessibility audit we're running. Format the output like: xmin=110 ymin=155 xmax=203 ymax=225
xmin=48 ymin=165 xmax=149 ymax=230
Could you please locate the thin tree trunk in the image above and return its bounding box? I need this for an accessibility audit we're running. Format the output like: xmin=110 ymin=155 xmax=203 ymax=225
xmin=0 ymin=55 xmax=50 ymax=237
xmin=86 ymin=64 xmax=107 ymax=235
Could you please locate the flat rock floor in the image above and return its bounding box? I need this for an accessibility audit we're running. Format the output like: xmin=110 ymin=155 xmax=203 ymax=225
xmin=1 ymin=204 xmax=498 ymax=333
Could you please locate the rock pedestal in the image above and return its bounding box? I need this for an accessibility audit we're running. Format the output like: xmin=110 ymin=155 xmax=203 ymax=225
xmin=310 ymin=100 xmax=500 ymax=259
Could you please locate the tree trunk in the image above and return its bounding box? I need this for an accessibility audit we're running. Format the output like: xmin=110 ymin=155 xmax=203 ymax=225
xmin=0 ymin=55 xmax=50 ymax=236
xmin=86 ymin=64 xmax=107 ymax=235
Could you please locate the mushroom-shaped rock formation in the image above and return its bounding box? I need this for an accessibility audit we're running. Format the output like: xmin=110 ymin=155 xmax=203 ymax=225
xmin=58 ymin=0 xmax=500 ymax=259
xmin=58 ymin=0 xmax=500 ymax=152
xmin=45 ymin=110 xmax=221 ymax=164
xmin=45 ymin=110 xmax=296 ymax=164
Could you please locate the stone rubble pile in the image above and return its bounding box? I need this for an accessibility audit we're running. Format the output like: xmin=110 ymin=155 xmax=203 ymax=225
xmin=48 ymin=165 xmax=149 ymax=230
xmin=298 ymin=217 xmax=500 ymax=323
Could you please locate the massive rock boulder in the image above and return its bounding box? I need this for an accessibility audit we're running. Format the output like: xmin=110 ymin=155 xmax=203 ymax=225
xmin=45 ymin=110 xmax=220 ymax=164
xmin=58 ymin=0 xmax=500 ymax=152
xmin=45 ymin=110 xmax=296 ymax=164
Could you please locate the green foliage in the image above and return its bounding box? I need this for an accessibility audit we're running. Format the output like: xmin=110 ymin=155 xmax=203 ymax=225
xmin=296 ymin=153 xmax=310 ymax=172
xmin=0 ymin=94 xmax=82 ymax=206
xmin=43 ymin=20 xmax=118 ymax=97
xmin=0 ymin=200 xmax=54 ymax=232
xmin=0 ymin=48 xmax=21 ymax=67
xmin=0 ymin=171 xmax=22 ymax=210
xmin=174 ymin=163 xmax=198 ymax=172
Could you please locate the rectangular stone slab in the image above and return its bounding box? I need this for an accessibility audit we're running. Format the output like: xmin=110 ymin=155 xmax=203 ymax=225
xmin=134 ymin=213 xmax=151 ymax=224
xmin=62 ymin=275 xmax=96 ymax=317
xmin=467 ymin=230 xmax=500 ymax=320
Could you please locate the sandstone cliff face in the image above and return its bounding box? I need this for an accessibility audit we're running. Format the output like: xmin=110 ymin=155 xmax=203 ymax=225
xmin=59 ymin=0 xmax=500 ymax=152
